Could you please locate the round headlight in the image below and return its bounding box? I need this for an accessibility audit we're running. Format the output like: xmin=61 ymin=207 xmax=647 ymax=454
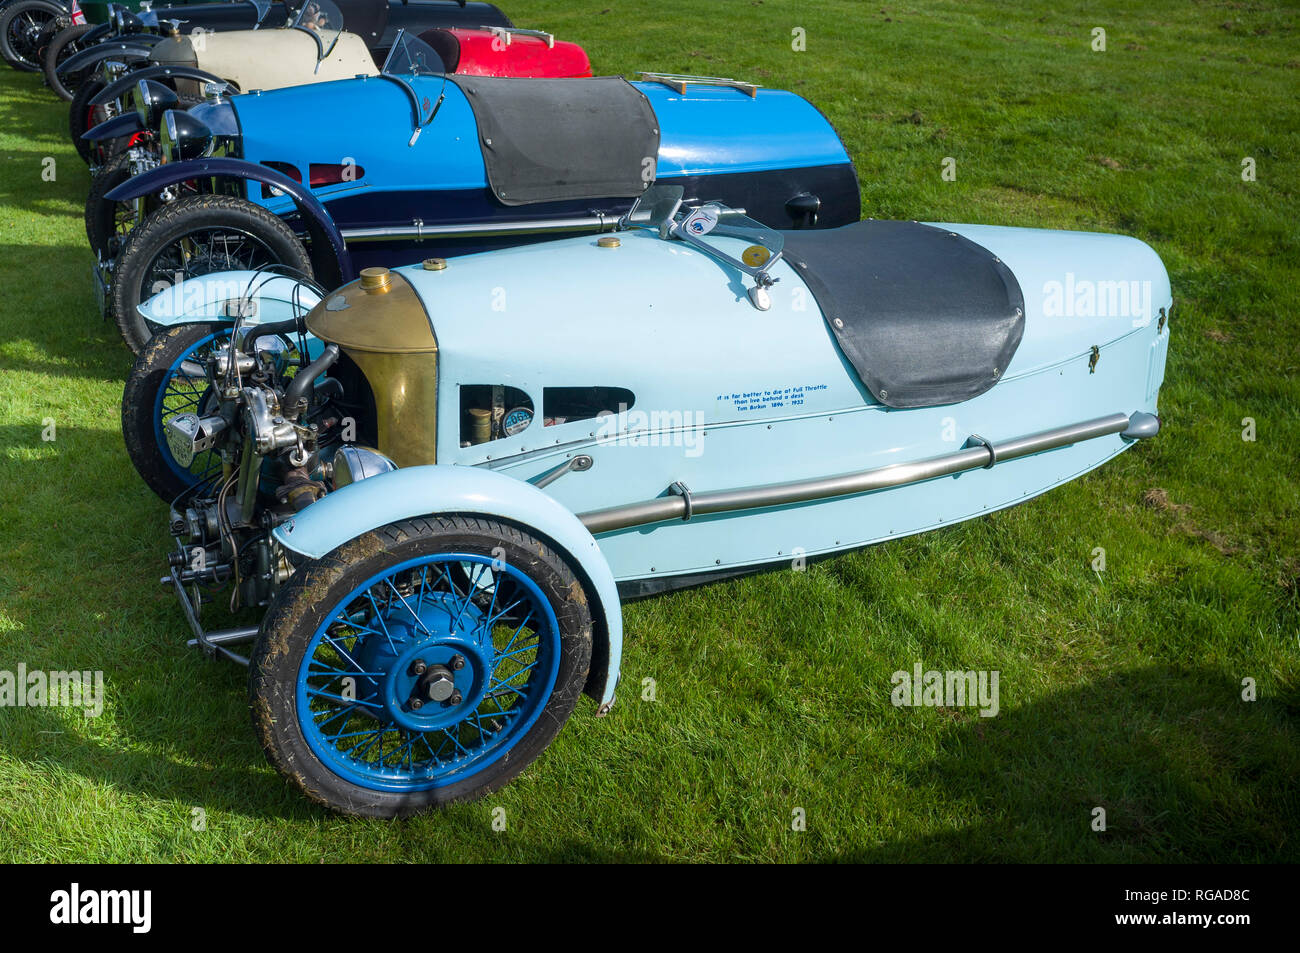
xmin=135 ymin=79 xmax=179 ymax=129
xmin=331 ymin=446 xmax=397 ymax=490
xmin=160 ymin=108 xmax=214 ymax=162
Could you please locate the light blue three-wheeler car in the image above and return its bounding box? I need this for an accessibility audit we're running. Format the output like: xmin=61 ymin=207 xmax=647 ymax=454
xmin=129 ymin=184 xmax=1172 ymax=816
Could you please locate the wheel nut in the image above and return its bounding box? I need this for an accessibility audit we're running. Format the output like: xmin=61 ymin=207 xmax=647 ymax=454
xmin=423 ymin=668 xmax=455 ymax=702
xmin=449 ymin=691 xmax=463 ymax=706
xmin=410 ymin=698 xmax=423 ymax=710
xmin=411 ymin=659 xmax=427 ymax=675
xmin=450 ymin=654 xmax=465 ymax=671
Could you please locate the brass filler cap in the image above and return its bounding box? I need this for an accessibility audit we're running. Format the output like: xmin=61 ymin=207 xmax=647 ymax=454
xmin=359 ymin=267 xmax=392 ymax=294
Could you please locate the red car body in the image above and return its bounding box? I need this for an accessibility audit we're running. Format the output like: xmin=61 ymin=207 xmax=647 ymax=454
xmin=425 ymin=27 xmax=592 ymax=79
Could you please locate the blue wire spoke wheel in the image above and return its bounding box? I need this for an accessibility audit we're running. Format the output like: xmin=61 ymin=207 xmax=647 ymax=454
xmin=250 ymin=517 xmax=594 ymax=817
xmin=123 ymin=322 xmax=305 ymax=503
xmin=154 ymin=328 xmax=228 ymax=493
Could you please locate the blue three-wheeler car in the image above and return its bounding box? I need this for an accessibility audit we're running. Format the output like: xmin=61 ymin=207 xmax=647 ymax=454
xmin=125 ymin=183 xmax=1172 ymax=816
xmin=94 ymin=55 xmax=861 ymax=351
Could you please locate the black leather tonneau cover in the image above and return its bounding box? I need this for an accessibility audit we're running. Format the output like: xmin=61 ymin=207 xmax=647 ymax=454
xmin=782 ymin=220 xmax=1025 ymax=408
xmin=451 ymin=75 xmax=659 ymax=206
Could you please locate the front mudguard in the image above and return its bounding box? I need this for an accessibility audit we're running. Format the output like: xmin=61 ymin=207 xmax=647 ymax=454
xmin=90 ymin=63 xmax=227 ymax=104
xmin=81 ymin=22 xmax=114 ymax=45
xmin=58 ymin=38 xmax=157 ymax=75
xmin=105 ymin=156 xmax=353 ymax=287
xmin=137 ymin=268 xmax=323 ymax=336
xmin=83 ymin=110 xmax=142 ymax=141
xmin=272 ymin=466 xmax=625 ymax=709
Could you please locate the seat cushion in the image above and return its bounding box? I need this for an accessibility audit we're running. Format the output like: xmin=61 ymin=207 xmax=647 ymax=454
xmin=781 ymin=219 xmax=1025 ymax=408
xmin=418 ymin=28 xmax=460 ymax=72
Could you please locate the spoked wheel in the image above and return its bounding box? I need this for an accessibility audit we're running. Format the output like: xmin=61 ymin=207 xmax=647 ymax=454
xmin=42 ymin=22 xmax=92 ymax=100
xmin=122 ymin=323 xmax=231 ymax=503
xmin=0 ymin=0 xmax=66 ymax=72
xmin=124 ymin=322 xmax=309 ymax=502
xmin=251 ymin=517 xmax=594 ymax=817
xmin=85 ymin=150 xmax=156 ymax=259
xmin=111 ymin=194 xmax=312 ymax=352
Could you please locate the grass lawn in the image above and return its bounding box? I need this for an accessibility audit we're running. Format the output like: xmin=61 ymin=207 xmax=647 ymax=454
xmin=0 ymin=0 xmax=1297 ymax=862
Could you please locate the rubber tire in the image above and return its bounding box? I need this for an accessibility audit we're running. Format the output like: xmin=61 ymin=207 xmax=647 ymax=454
xmin=250 ymin=516 xmax=594 ymax=818
xmin=85 ymin=149 xmax=137 ymax=256
xmin=111 ymin=194 xmax=312 ymax=354
xmin=122 ymin=322 xmax=228 ymax=503
xmin=85 ymin=146 xmax=180 ymax=258
xmin=69 ymin=76 xmax=105 ymax=164
xmin=42 ymin=22 xmax=90 ymax=100
xmin=0 ymin=0 xmax=66 ymax=71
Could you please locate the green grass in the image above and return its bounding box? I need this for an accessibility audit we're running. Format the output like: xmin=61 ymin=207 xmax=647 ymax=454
xmin=1 ymin=0 xmax=1297 ymax=862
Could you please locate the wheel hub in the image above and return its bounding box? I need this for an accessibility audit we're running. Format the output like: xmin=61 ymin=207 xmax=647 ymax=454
xmin=350 ymin=590 xmax=493 ymax=732
xmin=416 ymin=663 xmax=458 ymax=703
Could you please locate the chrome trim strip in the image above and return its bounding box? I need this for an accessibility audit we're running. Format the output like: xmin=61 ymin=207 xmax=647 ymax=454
xmin=577 ymin=412 xmax=1138 ymax=535
xmin=340 ymin=214 xmax=611 ymax=243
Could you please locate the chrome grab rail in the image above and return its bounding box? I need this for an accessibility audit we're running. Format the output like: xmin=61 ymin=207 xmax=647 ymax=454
xmin=577 ymin=411 xmax=1158 ymax=535
xmin=483 ymin=26 xmax=555 ymax=48
xmin=638 ymin=71 xmax=760 ymax=98
xmin=340 ymin=213 xmax=612 ymax=242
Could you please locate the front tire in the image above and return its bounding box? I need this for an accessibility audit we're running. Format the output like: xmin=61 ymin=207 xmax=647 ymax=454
xmin=86 ymin=149 xmax=152 ymax=258
xmin=110 ymin=194 xmax=312 ymax=353
xmin=122 ymin=322 xmax=230 ymax=503
xmin=250 ymin=517 xmax=594 ymax=817
xmin=42 ymin=22 xmax=91 ymax=100
xmin=69 ymin=75 xmax=105 ymax=164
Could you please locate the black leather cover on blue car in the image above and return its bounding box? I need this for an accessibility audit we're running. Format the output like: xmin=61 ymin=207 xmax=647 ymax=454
xmin=451 ymin=75 xmax=660 ymax=206
xmin=781 ymin=220 xmax=1025 ymax=409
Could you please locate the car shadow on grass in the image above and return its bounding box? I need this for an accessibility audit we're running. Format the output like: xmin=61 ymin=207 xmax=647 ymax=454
xmin=828 ymin=665 xmax=1300 ymax=863
xmin=0 ymin=699 xmax=666 ymax=855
